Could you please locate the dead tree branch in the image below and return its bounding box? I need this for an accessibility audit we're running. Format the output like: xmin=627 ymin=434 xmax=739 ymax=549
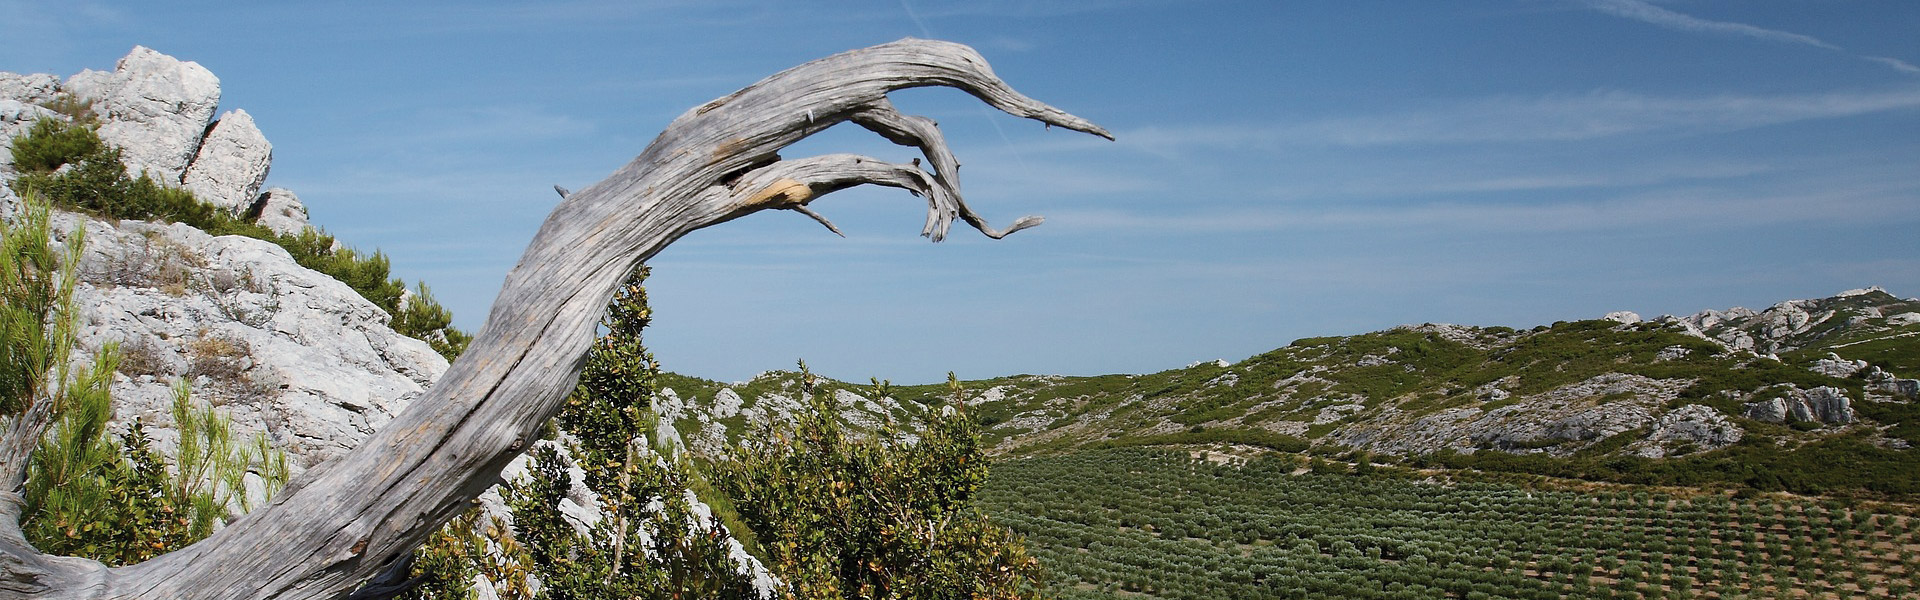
xmin=0 ymin=38 xmax=1106 ymax=599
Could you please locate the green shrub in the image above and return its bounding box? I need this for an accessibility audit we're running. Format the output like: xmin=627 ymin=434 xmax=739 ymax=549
xmin=714 ymin=371 xmax=1044 ymax=600
xmin=4 ymin=202 xmax=288 ymax=564
xmin=21 ymin=378 xmax=286 ymax=564
xmin=409 ymin=269 xmax=765 ymax=599
xmin=8 ymin=117 xmax=104 ymax=174
xmin=393 ymin=283 xmax=471 ymax=359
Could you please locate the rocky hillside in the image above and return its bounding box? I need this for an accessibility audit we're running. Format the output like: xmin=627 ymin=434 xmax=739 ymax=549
xmin=649 ymin=289 xmax=1920 ymax=479
xmin=2 ymin=47 xmax=445 ymax=481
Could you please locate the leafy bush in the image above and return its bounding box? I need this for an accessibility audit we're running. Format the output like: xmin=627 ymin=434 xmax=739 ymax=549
xmin=713 ymin=371 xmax=1044 ymax=600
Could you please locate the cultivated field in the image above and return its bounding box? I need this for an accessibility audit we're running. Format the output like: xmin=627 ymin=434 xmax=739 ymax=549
xmin=982 ymin=448 xmax=1920 ymax=599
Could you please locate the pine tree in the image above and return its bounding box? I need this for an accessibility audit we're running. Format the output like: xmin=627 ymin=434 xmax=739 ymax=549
xmin=5 ymin=194 xmax=289 ymax=565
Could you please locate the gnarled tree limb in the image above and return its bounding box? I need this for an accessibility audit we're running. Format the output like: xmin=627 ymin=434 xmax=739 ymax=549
xmin=0 ymin=38 xmax=1107 ymax=599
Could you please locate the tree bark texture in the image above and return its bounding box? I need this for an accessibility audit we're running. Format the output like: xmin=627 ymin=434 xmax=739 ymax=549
xmin=0 ymin=38 xmax=1108 ymax=599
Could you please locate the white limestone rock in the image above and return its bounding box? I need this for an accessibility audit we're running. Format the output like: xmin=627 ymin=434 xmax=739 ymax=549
xmin=1630 ymin=404 xmax=1742 ymax=458
xmin=182 ymin=109 xmax=272 ymax=214
xmin=739 ymin=391 xmax=804 ymax=425
xmin=1602 ymin=311 xmax=1641 ymax=324
xmin=51 ymin=211 xmax=447 ymax=472
xmin=251 ymin=187 xmax=311 ymax=236
xmin=692 ymin=420 xmax=731 ymax=456
xmin=1809 ymin=353 xmax=1868 ymax=378
xmin=970 ymin=385 xmax=1009 ymax=406
xmin=1742 ymin=386 xmax=1854 ymax=425
xmin=1332 ymin=373 xmax=1687 ymax=457
xmin=1355 ymin=353 xmax=1395 ymax=368
xmin=473 ymin=433 xmax=776 ymax=599
xmin=654 ymin=415 xmax=687 ymax=455
xmin=0 ymin=72 xmax=60 ymax=105
xmin=0 ymin=177 xmax=20 ymax=222
xmin=1866 ymin=368 xmax=1919 ymax=401
xmin=710 ymin=387 xmax=745 ymax=419
xmin=63 ymin=46 xmax=220 ymax=184
xmin=1654 ymin=345 xmax=1691 ymax=362
xmin=1313 ymin=402 xmax=1363 ymax=425
xmin=1742 ymin=397 xmax=1789 ymax=423
xmin=1403 ymin=323 xmax=1496 ymax=349
xmin=1801 ymin=386 xmax=1855 ymax=424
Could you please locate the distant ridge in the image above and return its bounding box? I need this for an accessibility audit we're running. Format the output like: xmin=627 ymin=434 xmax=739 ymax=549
xmin=653 ymin=288 xmax=1920 ymax=493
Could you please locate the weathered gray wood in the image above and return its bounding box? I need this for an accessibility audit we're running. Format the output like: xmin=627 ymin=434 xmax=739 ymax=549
xmin=0 ymin=38 xmax=1106 ymax=599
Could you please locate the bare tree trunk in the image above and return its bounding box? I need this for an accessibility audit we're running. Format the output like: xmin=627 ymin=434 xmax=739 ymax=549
xmin=0 ymin=38 xmax=1107 ymax=599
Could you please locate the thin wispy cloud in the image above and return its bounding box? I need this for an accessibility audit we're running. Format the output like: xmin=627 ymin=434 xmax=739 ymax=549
xmin=1310 ymin=88 xmax=1920 ymax=145
xmin=1264 ymin=161 xmax=1774 ymax=201
xmin=1049 ymin=181 xmax=1920 ymax=235
xmin=1579 ymin=0 xmax=1917 ymax=76
xmin=1581 ymin=0 xmax=1836 ymax=49
xmin=1865 ymin=56 xmax=1920 ymax=75
xmin=1115 ymin=87 xmax=1920 ymax=152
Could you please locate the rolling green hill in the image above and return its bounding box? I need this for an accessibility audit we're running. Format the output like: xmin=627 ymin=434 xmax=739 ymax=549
xmin=656 ymin=287 xmax=1920 ymax=496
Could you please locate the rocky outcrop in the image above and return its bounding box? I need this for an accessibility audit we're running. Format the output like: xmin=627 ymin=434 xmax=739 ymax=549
xmin=8 ymin=46 xmax=325 ymax=238
xmin=9 ymin=45 xmax=384 ymax=473
xmin=0 ymin=72 xmax=61 ymax=105
xmin=1867 ymin=368 xmax=1920 ymax=401
xmin=1741 ymin=397 xmax=1788 ymax=423
xmin=63 ymin=46 xmax=221 ymax=184
xmin=1803 ymin=387 xmax=1856 ymax=423
xmin=1669 ymin=306 xmax=1760 ymax=352
xmin=1742 ymin=386 xmax=1854 ymax=425
xmin=1667 ymin=286 xmax=1920 ymax=357
xmin=1330 ymin=373 xmax=1691 ymax=457
xmin=1602 ymin=311 xmax=1641 ymax=324
xmin=1630 ymin=404 xmax=1742 ymax=458
xmin=251 ymin=187 xmax=311 ymax=236
xmin=52 ymin=212 xmax=447 ymax=472
xmin=1809 ymin=353 xmax=1868 ymax=378
xmin=182 ymin=109 xmax=272 ymax=214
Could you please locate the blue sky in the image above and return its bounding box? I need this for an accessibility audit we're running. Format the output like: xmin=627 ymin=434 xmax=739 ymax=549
xmin=6 ymin=1 xmax=1917 ymax=384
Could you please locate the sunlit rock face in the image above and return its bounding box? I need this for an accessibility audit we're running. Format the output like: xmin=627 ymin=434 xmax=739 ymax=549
xmin=64 ymin=46 xmax=222 ymax=184
xmin=183 ymin=109 xmax=273 ymax=215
